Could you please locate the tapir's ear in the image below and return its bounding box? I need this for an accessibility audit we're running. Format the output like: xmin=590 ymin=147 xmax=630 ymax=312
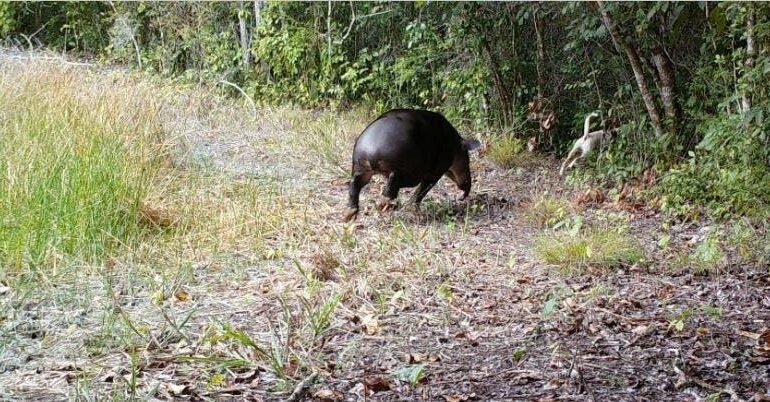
xmin=462 ymin=139 xmax=481 ymax=152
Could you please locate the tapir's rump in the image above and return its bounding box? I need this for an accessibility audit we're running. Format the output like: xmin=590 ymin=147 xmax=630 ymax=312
xmin=344 ymin=109 xmax=480 ymax=221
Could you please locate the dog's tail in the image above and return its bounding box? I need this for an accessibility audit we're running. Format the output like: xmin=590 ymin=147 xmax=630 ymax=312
xmin=583 ymin=112 xmax=600 ymax=137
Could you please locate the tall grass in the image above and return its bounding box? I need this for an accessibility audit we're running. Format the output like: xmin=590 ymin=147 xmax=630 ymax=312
xmin=0 ymin=62 xmax=165 ymax=269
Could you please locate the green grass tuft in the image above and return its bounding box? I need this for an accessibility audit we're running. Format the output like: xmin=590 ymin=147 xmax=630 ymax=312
xmin=524 ymin=194 xmax=569 ymax=228
xmin=487 ymin=135 xmax=526 ymax=169
xmin=535 ymin=229 xmax=644 ymax=274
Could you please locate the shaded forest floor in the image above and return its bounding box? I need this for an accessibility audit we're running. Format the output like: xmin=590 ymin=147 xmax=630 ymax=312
xmin=1 ymin=52 xmax=769 ymax=401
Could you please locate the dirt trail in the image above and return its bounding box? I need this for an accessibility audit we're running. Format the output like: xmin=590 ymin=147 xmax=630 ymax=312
xmin=1 ymin=53 xmax=768 ymax=401
xmin=177 ymin=107 xmax=770 ymax=401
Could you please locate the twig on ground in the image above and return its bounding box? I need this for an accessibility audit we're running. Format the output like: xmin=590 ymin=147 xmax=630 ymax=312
xmin=283 ymin=372 xmax=318 ymax=402
xmin=673 ymin=362 xmax=744 ymax=402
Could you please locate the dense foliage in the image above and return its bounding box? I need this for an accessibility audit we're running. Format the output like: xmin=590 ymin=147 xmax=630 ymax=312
xmin=2 ymin=1 xmax=768 ymax=219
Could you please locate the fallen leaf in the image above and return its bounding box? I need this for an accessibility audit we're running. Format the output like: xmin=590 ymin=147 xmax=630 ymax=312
xmin=481 ymin=298 xmax=497 ymax=309
xmin=174 ymin=289 xmax=191 ymax=302
xmin=760 ymin=328 xmax=770 ymax=345
xmin=543 ymin=378 xmax=562 ymax=390
xmin=233 ymin=369 xmax=259 ymax=384
xmin=166 ymin=383 xmax=189 ymax=396
xmin=405 ymin=352 xmax=440 ymax=364
xmin=739 ymin=330 xmax=762 ymax=340
xmin=513 ymin=370 xmax=543 ymax=383
xmin=313 ymin=389 xmax=343 ymax=401
xmin=443 ymin=394 xmax=470 ymax=402
xmin=361 ymin=314 xmax=380 ymax=335
xmin=363 ymin=375 xmax=392 ymax=393
xmin=631 ymin=325 xmax=650 ymax=336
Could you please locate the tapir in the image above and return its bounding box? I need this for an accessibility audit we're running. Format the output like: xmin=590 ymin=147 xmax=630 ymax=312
xmin=343 ymin=109 xmax=481 ymax=221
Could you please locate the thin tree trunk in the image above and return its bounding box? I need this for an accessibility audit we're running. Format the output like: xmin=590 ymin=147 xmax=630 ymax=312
xmin=327 ymin=0 xmax=333 ymax=59
xmin=480 ymin=34 xmax=513 ymax=126
xmin=533 ymin=3 xmax=545 ymax=99
xmin=253 ymin=0 xmax=262 ymax=28
xmin=741 ymin=5 xmax=755 ymax=112
xmin=598 ymin=1 xmax=664 ymax=138
xmin=238 ymin=1 xmax=251 ymax=66
xmin=651 ymin=46 xmax=679 ymax=135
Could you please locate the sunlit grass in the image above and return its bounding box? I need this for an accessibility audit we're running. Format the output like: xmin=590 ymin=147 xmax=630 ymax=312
xmin=535 ymin=228 xmax=644 ymax=274
xmin=0 ymin=63 xmax=166 ymax=270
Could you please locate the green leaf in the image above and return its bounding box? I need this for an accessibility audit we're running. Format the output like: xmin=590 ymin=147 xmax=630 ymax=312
xmin=540 ymin=296 xmax=558 ymax=317
xmin=658 ymin=234 xmax=671 ymax=248
xmin=512 ymin=348 xmax=527 ymax=362
xmin=708 ymin=7 xmax=726 ymax=34
xmin=394 ymin=364 xmax=426 ymax=386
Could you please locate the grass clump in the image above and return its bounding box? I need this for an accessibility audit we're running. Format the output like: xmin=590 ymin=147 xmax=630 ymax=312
xmin=487 ymin=135 xmax=527 ymax=169
xmin=524 ymin=194 xmax=569 ymax=228
xmin=535 ymin=228 xmax=643 ymax=274
xmin=0 ymin=63 xmax=165 ymax=269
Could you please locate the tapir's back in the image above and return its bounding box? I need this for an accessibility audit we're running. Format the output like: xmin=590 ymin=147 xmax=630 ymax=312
xmin=352 ymin=109 xmax=458 ymax=178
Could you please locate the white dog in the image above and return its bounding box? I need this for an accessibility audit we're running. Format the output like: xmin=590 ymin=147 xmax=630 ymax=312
xmin=559 ymin=112 xmax=613 ymax=176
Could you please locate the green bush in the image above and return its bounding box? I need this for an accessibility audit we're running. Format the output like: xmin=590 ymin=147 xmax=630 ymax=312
xmin=487 ymin=135 xmax=527 ymax=169
xmin=658 ymin=115 xmax=770 ymax=219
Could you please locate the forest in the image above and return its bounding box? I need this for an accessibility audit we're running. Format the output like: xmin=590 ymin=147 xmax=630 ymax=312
xmin=1 ymin=1 xmax=769 ymax=401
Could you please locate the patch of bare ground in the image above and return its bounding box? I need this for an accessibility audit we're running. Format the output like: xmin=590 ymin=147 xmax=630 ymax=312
xmin=1 ymin=53 xmax=768 ymax=401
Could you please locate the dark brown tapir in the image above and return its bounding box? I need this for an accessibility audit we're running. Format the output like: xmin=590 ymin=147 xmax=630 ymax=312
xmin=344 ymin=109 xmax=481 ymax=221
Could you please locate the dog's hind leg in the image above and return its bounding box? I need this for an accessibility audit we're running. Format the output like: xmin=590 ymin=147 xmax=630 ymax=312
xmin=559 ymin=147 xmax=582 ymax=176
xmin=566 ymin=149 xmax=584 ymax=170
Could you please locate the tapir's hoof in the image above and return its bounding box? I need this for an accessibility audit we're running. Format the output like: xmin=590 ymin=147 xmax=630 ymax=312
xmin=343 ymin=208 xmax=358 ymax=222
xmin=377 ymin=197 xmax=396 ymax=212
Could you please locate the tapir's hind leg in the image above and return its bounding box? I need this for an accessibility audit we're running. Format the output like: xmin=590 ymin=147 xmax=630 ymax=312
xmin=378 ymin=172 xmax=416 ymax=212
xmin=409 ymin=179 xmax=439 ymax=205
xmin=344 ymin=171 xmax=372 ymax=222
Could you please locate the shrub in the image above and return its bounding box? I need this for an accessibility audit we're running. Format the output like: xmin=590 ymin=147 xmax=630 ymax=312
xmin=658 ymin=115 xmax=770 ymax=219
xmin=487 ymin=135 xmax=526 ymax=169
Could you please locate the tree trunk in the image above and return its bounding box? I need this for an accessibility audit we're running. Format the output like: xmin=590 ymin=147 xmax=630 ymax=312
xmin=533 ymin=3 xmax=546 ymax=99
xmin=741 ymin=5 xmax=755 ymax=112
xmin=598 ymin=1 xmax=664 ymax=138
xmin=326 ymin=0 xmax=333 ymax=59
xmin=651 ymin=46 xmax=679 ymax=135
xmin=480 ymin=34 xmax=513 ymax=126
xmin=253 ymin=0 xmax=262 ymax=28
xmin=238 ymin=1 xmax=251 ymax=66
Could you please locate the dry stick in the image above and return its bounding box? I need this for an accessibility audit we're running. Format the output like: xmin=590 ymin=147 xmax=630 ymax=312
xmin=283 ymin=372 xmax=318 ymax=402
xmin=673 ymin=363 xmax=744 ymax=402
